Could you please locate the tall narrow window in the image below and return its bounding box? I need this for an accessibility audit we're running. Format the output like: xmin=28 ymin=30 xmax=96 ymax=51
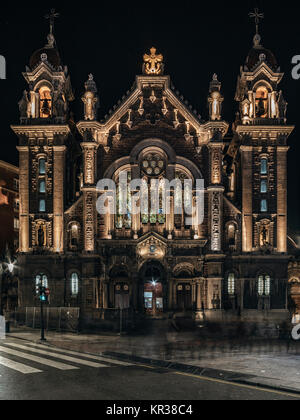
xmin=39 ymin=199 xmax=46 ymax=213
xmin=255 ymin=86 xmax=269 ymax=118
xmin=39 ymin=86 xmax=52 ymax=118
xmin=39 ymin=159 xmax=46 ymax=175
xmin=35 ymin=274 xmax=48 ymax=294
xmin=261 ymin=158 xmax=268 ymax=175
xmin=228 ymin=273 xmax=235 ymax=296
xmin=71 ymin=273 xmax=79 ymax=296
xmin=258 ymin=275 xmax=271 ymax=296
xmin=260 ymin=180 xmax=268 ymax=194
xmin=39 ymin=180 xmax=46 ymax=194
xmin=115 ymin=171 xmax=132 ymax=229
xmin=261 ymin=199 xmax=268 ymax=213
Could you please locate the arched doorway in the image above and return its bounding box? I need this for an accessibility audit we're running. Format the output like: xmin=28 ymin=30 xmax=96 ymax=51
xmin=177 ymin=283 xmax=192 ymax=310
xmin=139 ymin=262 xmax=166 ymax=316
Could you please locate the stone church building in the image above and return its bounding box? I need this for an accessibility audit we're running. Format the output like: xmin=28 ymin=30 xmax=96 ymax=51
xmin=12 ymin=18 xmax=300 ymax=332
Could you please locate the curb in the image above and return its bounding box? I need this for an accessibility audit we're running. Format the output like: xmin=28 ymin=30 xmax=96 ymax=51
xmin=103 ymin=351 xmax=300 ymax=397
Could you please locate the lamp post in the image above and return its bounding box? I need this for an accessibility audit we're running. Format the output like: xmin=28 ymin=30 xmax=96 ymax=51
xmin=0 ymin=259 xmax=15 ymax=320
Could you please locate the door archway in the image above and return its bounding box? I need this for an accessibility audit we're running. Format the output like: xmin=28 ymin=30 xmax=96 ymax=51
xmin=139 ymin=261 xmax=166 ymax=316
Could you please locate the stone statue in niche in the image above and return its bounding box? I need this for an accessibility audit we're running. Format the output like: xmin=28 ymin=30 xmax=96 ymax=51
xmin=53 ymin=88 xmax=66 ymax=119
xmin=208 ymin=74 xmax=224 ymax=121
xmin=277 ymin=91 xmax=288 ymax=120
xmin=82 ymin=74 xmax=99 ymax=121
xmin=18 ymin=90 xmax=31 ymax=120
xmin=37 ymin=225 xmax=46 ymax=247
xmin=259 ymin=222 xmax=270 ymax=247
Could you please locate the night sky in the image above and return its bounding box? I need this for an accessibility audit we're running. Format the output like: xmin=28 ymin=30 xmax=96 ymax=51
xmin=0 ymin=1 xmax=299 ymax=231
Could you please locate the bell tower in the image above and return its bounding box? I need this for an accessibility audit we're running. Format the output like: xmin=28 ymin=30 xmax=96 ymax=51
xmin=234 ymin=10 xmax=294 ymax=254
xmin=12 ymin=10 xmax=75 ymax=254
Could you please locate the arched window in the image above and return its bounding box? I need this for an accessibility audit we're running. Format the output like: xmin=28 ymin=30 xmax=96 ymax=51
xmin=261 ymin=199 xmax=268 ymax=213
xmin=71 ymin=273 xmax=79 ymax=297
xmin=35 ymin=274 xmax=48 ymax=294
xmin=39 ymin=180 xmax=46 ymax=194
xmin=260 ymin=158 xmax=268 ymax=175
xmin=39 ymin=86 xmax=52 ymax=118
xmin=258 ymin=275 xmax=271 ymax=296
xmin=115 ymin=170 xmax=132 ymax=229
xmin=69 ymin=223 xmax=80 ymax=248
xmin=260 ymin=180 xmax=268 ymax=194
xmin=140 ymin=153 xmax=166 ymax=226
xmin=39 ymin=159 xmax=46 ymax=175
xmin=227 ymin=273 xmax=236 ymax=296
xmin=255 ymin=86 xmax=269 ymax=118
xmin=39 ymin=199 xmax=46 ymax=213
xmin=174 ymin=171 xmax=193 ymax=229
xmin=226 ymin=223 xmax=236 ymax=247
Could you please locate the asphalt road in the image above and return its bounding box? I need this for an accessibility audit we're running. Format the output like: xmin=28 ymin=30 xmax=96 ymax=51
xmin=0 ymin=339 xmax=298 ymax=401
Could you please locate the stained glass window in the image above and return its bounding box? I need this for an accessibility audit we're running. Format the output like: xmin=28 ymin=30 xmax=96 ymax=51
xmin=174 ymin=171 xmax=193 ymax=229
xmin=71 ymin=273 xmax=79 ymax=296
xmin=228 ymin=273 xmax=235 ymax=295
xmin=258 ymin=275 xmax=271 ymax=296
xmin=115 ymin=171 xmax=132 ymax=229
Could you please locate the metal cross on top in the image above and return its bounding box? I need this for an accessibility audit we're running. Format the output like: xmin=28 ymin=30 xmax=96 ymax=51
xmin=249 ymin=8 xmax=264 ymax=35
xmin=45 ymin=9 xmax=60 ymax=35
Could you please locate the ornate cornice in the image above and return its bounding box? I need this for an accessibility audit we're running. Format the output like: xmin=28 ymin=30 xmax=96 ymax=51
xmin=11 ymin=125 xmax=71 ymax=137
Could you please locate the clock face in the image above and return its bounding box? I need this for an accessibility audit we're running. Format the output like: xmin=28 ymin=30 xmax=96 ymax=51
xmin=150 ymin=245 xmax=156 ymax=253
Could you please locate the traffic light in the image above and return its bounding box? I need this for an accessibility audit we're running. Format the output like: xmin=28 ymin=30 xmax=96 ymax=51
xmin=38 ymin=285 xmax=50 ymax=303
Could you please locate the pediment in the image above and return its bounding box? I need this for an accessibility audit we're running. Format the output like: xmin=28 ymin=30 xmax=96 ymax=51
xmin=77 ymin=75 xmax=211 ymax=146
xmin=136 ymin=232 xmax=167 ymax=260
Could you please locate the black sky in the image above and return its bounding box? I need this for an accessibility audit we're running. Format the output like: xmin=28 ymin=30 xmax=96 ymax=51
xmin=0 ymin=1 xmax=299 ymax=230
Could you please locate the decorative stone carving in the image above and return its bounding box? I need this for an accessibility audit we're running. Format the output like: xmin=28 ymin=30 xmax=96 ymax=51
xmin=143 ymin=47 xmax=164 ymax=75
xmin=211 ymin=192 xmax=221 ymax=252
xmin=18 ymin=90 xmax=31 ymax=121
xmin=82 ymin=74 xmax=99 ymax=121
xmin=208 ymin=74 xmax=224 ymax=121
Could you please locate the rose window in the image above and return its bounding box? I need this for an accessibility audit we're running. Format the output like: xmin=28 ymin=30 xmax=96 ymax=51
xmin=142 ymin=154 xmax=165 ymax=176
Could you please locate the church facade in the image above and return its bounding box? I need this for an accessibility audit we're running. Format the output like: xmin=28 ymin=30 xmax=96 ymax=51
xmin=12 ymin=20 xmax=300 ymax=333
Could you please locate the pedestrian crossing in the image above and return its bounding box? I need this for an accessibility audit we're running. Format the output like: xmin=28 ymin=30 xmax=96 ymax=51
xmin=0 ymin=341 xmax=133 ymax=375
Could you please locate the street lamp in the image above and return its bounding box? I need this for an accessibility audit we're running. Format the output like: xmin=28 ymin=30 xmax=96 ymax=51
xmin=7 ymin=263 xmax=14 ymax=274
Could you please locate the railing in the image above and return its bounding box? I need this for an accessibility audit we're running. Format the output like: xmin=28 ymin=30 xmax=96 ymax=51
xmin=14 ymin=307 xmax=80 ymax=333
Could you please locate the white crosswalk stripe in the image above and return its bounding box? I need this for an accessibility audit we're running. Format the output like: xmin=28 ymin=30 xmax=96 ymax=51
xmin=4 ymin=343 xmax=108 ymax=369
xmin=25 ymin=342 xmax=133 ymax=367
xmin=0 ymin=346 xmax=78 ymax=371
xmin=0 ymin=355 xmax=42 ymax=374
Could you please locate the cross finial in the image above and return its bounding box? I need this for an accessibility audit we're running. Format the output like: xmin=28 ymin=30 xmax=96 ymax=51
xmin=249 ymin=8 xmax=264 ymax=35
xmin=45 ymin=9 xmax=60 ymax=35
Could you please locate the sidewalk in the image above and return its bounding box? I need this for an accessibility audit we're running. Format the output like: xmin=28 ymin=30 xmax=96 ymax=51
xmin=5 ymin=326 xmax=300 ymax=395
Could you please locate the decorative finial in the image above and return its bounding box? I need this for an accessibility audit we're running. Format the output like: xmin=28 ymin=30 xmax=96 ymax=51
xmin=249 ymin=8 xmax=264 ymax=36
xmin=44 ymin=9 xmax=60 ymax=48
xmin=45 ymin=9 xmax=60 ymax=35
xmin=143 ymin=47 xmax=164 ymax=75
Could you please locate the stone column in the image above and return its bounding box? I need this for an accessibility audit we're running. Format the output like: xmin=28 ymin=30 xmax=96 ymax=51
xmin=83 ymin=189 xmax=96 ymax=252
xmin=208 ymin=143 xmax=224 ymax=252
xmin=53 ymin=146 xmax=66 ymax=253
xmin=277 ymin=146 xmax=289 ymax=253
xmin=81 ymin=142 xmax=98 ymax=252
xmin=17 ymin=146 xmax=30 ymax=253
xmin=240 ymin=146 xmax=253 ymax=253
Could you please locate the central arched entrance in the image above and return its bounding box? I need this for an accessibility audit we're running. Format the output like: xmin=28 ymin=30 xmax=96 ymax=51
xmin=139 ymin=262 xmax=166 ymax=316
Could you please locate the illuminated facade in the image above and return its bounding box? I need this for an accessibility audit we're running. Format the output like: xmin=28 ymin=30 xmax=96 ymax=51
xmin=11 ymin=20 xmax=299 ymax=333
